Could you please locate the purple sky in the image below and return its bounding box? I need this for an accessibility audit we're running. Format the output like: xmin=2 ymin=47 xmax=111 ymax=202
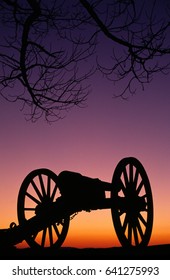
xmin=0 ymin=0 xmax=170 ymax=248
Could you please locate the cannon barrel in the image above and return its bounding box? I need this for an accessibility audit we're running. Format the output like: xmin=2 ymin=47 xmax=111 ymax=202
xmin=58 ymin=171 xmax=111 ymax=197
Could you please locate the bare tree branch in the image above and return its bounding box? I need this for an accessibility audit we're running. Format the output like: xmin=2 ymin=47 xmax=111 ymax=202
xmin=0 ymin=0 xmax=170 ymax=121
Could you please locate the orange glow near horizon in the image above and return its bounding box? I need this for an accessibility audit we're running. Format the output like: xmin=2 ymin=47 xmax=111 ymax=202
xmin=1 ymin=156 xmax=170 ymax=249
xmin=1 ymin=151 xmax=170 ymax=250
xmin=14 ymin=200 xmax=170 ymax=249
xmin=15 ymin=209 xmax=170 ymax=249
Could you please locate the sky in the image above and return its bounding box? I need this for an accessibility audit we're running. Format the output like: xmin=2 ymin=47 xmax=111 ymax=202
xmin=0 ymin=69 xmax=170 ymax=248
xmin=0 ymin=0 xmax=170 ymax=249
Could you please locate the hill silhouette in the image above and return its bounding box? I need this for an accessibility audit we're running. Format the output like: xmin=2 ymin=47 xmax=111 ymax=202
xmin=0 ymin=244 xmax=170 ymax=260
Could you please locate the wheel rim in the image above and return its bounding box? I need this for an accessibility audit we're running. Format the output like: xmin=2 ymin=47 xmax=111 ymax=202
xmin=111 ymin=157 xmax=153 ymax=247
xmin=17 ymin=168 xmax=69 ymax=249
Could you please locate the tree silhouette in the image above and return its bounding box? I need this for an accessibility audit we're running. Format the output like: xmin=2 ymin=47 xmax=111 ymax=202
xmin=0 ymin=0 xmax=170 ymax=121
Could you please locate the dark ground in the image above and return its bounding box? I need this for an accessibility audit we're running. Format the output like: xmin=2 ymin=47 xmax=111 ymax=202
xmin=0 ymin=244 xmax=170 ymax=260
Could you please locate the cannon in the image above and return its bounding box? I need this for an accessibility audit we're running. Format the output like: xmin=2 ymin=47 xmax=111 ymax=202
xmin=0 ymin=157 xmax=153 ymax=249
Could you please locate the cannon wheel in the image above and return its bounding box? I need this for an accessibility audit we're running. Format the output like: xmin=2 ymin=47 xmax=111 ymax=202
xmin=111 ymin=157 xmax=153 ymax=247
xmin=17 ymin=168 xmax=70 ymax=249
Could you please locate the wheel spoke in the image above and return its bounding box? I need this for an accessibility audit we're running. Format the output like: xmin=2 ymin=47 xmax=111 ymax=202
xmin=133 ymin=168 xmax=139 ymax=189
xmin=47 ymin=176 xmax=51 ymax=197
xmin=136 ymin=180 xmax=144 ymax=195
xmin=48 ymin=226 xmax=53 ymax=246
xmin=26 ymin=191 xmax=40 ymax=205
xmin=136 ymin=219 xmax=144 ymax=238
xmin=39 ymin=174 xmax=46 ymax=197
xmin=53 ymin=223 xmax=60 ymax=238
xmin=32 ymin=231 xmax=38 ymax=240
xmin=118 ymin=179 xmax=126 ymax=195
xmin=133 ymin=226 xmax=139 ymax=246
xmin=118 ymin=208 xmax=125 ymax=216
xmin=123 ymin=167 xmax=129 ymax=187
xmin=51 ymin=183 xmax=58 ymax=201
xmin=129 ymin=163 xmax=133 ymax=184
xmin=31 ymin=180 xmax=43 ymax=201
xmin=138 ymin=213 xmax=147 ymax=227
xmin=41 ymin=228 xmax=47 ymax=247
xmin=122 ymin=214 xmax=128 ymax=232
xmin=24 ymin=207 xmax=35 ymax=211
xmin=128 ymin=223 xmax=132 ymax=243
xmin=139 ymin=194 xmax=148 ymax=210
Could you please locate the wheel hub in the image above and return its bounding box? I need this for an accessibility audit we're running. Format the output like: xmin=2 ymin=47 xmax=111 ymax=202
xmin=35 ymin=198 xmax=53 ymax=216
xmin=125 ymin=192 xmax=146 ymax=214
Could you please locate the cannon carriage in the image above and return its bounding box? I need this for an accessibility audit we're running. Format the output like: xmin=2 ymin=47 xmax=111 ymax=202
xmin=0 ymin=157 xmax=153 ymax=249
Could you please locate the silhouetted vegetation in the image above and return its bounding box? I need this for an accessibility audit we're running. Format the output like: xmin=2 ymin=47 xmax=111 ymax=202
xmin=0 ymin=0 xmax=170 ymax=121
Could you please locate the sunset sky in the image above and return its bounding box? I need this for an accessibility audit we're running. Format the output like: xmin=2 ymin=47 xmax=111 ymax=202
xmin=0 ymin=70 xmax=170 ymax=248
xmin=0 ymin=0 xmax=170 ymax=249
